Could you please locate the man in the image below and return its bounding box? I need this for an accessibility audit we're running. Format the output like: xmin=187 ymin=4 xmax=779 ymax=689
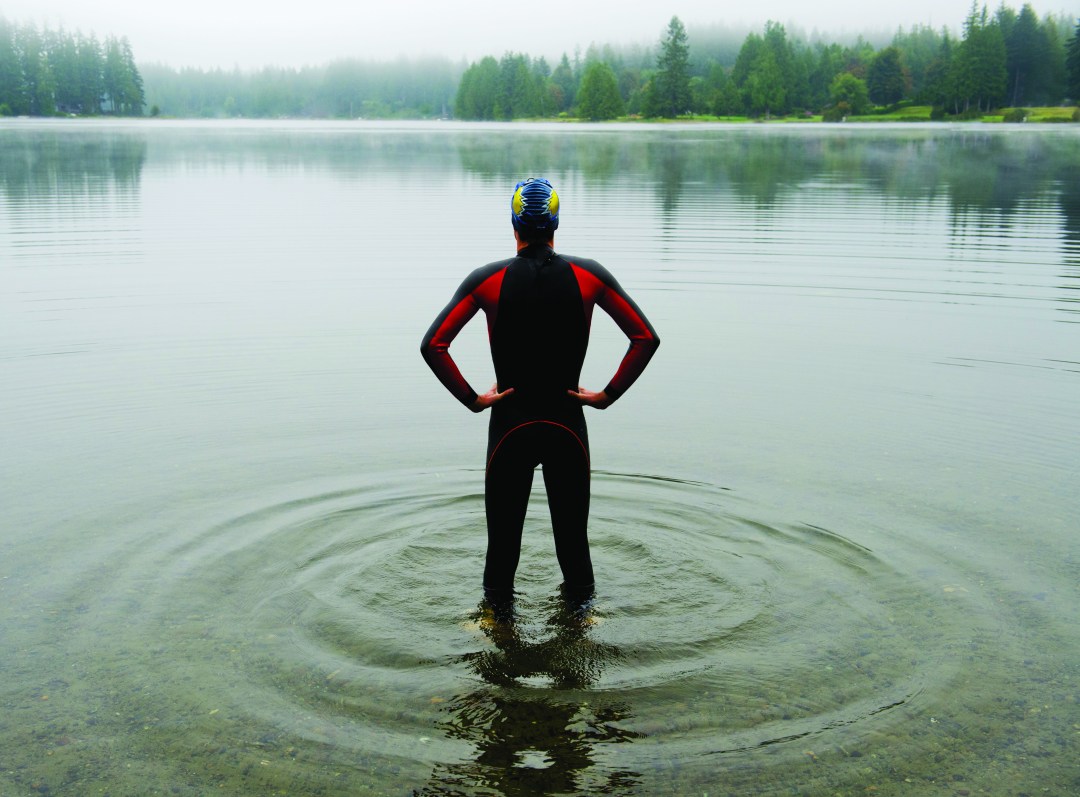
xmin=420 ymin=177 xmax=659 ymax=614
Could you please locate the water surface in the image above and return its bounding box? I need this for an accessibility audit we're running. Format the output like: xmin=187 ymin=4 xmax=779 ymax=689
xmin=2 ymin=119 xmax=1078 ymax=795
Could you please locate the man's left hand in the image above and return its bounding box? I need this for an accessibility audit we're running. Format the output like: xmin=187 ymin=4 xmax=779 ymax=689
xmin=471 ymin=383 xmax=514 ymax=412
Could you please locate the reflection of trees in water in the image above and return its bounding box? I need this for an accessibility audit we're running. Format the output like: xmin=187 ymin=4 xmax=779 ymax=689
xmin=414 ymin=596 xmax=641 ymax=797
xmin=1058 ymin=160 xmax=1080 ymax=322
xmin=455 ymin=131 xmax=636 ymax=182
xmin=453 ymin=127 xmax=1079 ymax=223
xmin=0 ymin=130 xmax=146 ymax=200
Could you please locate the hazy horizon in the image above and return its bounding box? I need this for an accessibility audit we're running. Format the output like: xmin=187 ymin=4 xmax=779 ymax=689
xmin=4 ymin=0 xmax=1076 ymax=70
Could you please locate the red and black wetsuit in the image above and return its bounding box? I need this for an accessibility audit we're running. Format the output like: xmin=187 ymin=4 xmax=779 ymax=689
xmin=421 ymin=243 xmax=659 ymax=600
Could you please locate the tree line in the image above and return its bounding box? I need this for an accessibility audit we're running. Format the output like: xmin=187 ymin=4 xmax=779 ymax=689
xmin=455 ymin=5 xmax=1080 ymax=120
xmin=3 ymin=6 xmax=1077 ymax=121
xmin=139 ymin=58 xmax=460 ymax=119
xmin=0 ymin=17 xmax=145 ymax=116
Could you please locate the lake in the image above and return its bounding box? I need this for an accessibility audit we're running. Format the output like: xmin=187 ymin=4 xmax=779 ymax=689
xmin=1 ymin=119 xmax=1078 ymax=796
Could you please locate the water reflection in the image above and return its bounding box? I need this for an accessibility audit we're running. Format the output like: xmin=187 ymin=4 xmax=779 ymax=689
xmin=416 ymin=594 xmax=640 ymax=796
xmin=1058 ymin=162 xmax=1080 ymax=321
xmin=451 ymin=126 xmax=1080 ymax=218
xmin=0 ymin=126 xmax=145 ymax=199
xmin=4 ymin=121 xmax=1073 ymax=230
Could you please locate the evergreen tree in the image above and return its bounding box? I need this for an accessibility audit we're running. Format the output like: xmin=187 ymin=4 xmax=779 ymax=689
xmin=892 ymin=25 xmax=945 ymax=98
xmin=761 ymin=22 xmax=804 ymax=113
xmin=1067 ymin=19 xmax=1080 ymax=99
xmin=651 ymin=16 xmax=691 ymax=117
xmin=808 ymin=42 xmax=847 ymax=111
xmin=550 ymin=53 xmax=577 ymax=112
xmin=497 ymin=53 xmax=540 ymax=119
xmin=700 ymin=62 xmax=727 ymax=112
xmin=746 ymin=47 xmax=786 ymax=117
xmin=1004 ymin=4 xmax=1045 ymax=105
xmin=732 ymin=22 xmax=806 ymax=116
xmin=17 ymin=24 xmax=56 ymax=115
xmin=48 ymin=28 xmax=80 ymax=113
xmin=711 ymin=65 xmax=742 ymax=116
xmin=921 ymin=33 xmax=956 ymax=107
xmin=532 ymin=56 xmax=552 ymax=117
xmin=0 ymin=17 xmax=27 ymax=115
xmin=952 ymin=4 xmax=1007 ymax=112
xmin=576 ymin=61 xmax=623 ymax=120
xmin=1037 ymin=14 xmax=1068 ymax=104
xmin=867 ymin=46 xmax=909 ymax=105
xmin=455 ymin=56 xmax=499 ymax=119
xmin=731 ymin=32 xmax=763 ymax=114
xmin=77 ymin=33 xmax=105 ymax=114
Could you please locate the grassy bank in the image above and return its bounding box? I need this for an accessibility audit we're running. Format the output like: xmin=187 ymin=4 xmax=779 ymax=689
xmin=619 ymin=106 xmax=1079 ymax=124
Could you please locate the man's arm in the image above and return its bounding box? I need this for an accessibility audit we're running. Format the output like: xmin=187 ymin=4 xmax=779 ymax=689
xmin=568 ymin=260 xmax=660 ymax=408
xmin=420 ymin=264 xmax=511 ymax=412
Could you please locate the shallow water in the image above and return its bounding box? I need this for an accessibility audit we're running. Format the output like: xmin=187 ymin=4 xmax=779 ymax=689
xmin=1 ymin=119 xmax=1078 ymax=796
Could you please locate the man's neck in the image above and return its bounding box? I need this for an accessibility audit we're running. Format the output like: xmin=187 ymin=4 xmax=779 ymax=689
xmin=515 ymin=236 xmax=554 ymax=253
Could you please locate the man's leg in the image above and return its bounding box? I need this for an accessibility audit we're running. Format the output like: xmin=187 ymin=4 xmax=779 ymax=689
xmin=483 ymin=430 xmax=536 ymax=601
xmin=541 ymin=426 xmax=594 ymax=594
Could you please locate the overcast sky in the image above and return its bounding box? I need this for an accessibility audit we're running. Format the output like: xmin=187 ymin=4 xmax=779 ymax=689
xmin=6 ymin=0 xmax=1076 ymax=69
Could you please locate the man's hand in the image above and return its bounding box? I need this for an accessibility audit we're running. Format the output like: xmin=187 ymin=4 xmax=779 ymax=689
xmin=568 ymin=387 xmax=612 ymax=409
xmin=471 ymin=383 xmax=514 ymax=412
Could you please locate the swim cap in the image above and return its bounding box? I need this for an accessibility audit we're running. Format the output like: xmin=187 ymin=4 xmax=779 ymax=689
xmin=510 ymin=178 xmax=559 ymax=234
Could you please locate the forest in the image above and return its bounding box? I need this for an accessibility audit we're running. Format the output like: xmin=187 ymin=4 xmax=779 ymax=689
xmin=0 ymin=18 xmax=144 ymax=116
xmin=2 ymin=5 xmax=1079 ymax=121
xmin=454 ymin=6 xmax=1080 ymax=121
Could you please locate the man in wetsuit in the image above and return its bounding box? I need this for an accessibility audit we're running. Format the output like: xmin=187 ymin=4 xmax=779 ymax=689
xmin=420 ymin=178 xmax=659 ymax=613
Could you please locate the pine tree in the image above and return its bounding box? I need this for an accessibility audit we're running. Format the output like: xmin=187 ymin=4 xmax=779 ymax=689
xmin=0 ymin=17 xmax=27 ymax=115
xmin=77 ymin=33 xmax=105 ymax=114
xmin=550 ymin=54 xmax=576 ymax=113
xmin=454 ymin=56 xmax=499 ymax=119
xmin=1068 ymin=18 xmax=1080 ymax=100
xmin=17 ymin=24 xmax=56 ymax=115
xmin=747 ymin=48 xmax=786 ymax=117
xmin=953 ymin=3 xmax=1007 ymax=112
xmin=1004 ymin=4 xmax=1045 ymax=106
xmin=867 ymin=46 xmax=909 ymax=105
xmin=576 ymin=61 xmax=623 ymax=120
xmin=651 ymin=16 xmax=691 ymax=117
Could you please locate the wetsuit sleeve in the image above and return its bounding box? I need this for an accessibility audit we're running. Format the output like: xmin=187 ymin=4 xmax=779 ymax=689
xmin=420 ymin=279 xmax=482 ymax=408
xmin=573 ymin=260 xmax=660 ymax=402
xmin=421 ymin=265 xmax=504 ymax=409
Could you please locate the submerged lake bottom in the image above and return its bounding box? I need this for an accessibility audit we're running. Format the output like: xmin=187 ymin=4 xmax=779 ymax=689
xmin=1 ymin=119 xmax=1078 ymax=795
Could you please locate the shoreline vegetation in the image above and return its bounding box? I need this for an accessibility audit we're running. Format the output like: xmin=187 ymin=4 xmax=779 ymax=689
xmin=2 ymin=6 xmax=1079 ymax=124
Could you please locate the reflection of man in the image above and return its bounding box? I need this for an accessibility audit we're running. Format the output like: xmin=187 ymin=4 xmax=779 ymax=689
xmin=413 ymin=599 xmax=640 ymax=797
xmin=421 ymin=178 xmax=659 ymax=614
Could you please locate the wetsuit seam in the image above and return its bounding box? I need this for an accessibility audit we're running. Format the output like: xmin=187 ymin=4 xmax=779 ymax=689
xmin=486 ymin=420 xmax=591 ymax=474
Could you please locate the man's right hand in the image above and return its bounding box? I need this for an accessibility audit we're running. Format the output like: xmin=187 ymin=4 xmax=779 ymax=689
xmin=568 ymin=387 xmax=612 ymax=410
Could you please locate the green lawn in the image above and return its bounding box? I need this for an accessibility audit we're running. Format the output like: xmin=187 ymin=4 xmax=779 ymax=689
xmin=569 ymin=106 xmax=1077 ymax=124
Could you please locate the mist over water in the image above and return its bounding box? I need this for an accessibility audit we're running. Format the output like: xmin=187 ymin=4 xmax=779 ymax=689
xmin=2 ymin=119 xmax=1078 ymax=796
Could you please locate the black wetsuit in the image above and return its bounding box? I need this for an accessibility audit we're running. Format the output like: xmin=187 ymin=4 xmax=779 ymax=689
xmin=421 ymin=243 xmax=659 ymax=599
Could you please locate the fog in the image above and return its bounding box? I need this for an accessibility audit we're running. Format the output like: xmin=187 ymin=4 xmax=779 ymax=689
xmin=5 ymin=0 xmax=1075 ymax=69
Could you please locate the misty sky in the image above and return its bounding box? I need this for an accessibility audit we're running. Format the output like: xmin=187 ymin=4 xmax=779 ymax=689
xmin=7 ymin=0 xmax=1076 ymax=68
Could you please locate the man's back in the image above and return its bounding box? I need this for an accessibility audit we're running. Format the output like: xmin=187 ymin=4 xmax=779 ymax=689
xmin=491 ymin=246 xmax=589 ymax=409
xmin=419 ymin=177 xmax=658 ymax=608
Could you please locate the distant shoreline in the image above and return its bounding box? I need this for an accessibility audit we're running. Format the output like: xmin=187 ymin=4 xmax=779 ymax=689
xmin=4 ymin=106 xmax=1079 ymax=126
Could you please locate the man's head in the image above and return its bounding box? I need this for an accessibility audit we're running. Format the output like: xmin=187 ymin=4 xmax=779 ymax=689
xmin=510 ymin=178 xmax=559 ymax=244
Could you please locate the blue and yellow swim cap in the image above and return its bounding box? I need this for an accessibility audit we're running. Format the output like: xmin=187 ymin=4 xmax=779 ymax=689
xmin=510 ymin=178 xmax=559 ymax=234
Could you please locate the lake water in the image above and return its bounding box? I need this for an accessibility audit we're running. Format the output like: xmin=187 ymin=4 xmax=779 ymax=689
xmin=2 ymin=119 xmax=1078 ymax=796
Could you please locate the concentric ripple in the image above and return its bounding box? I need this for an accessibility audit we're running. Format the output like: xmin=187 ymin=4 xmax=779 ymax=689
xmin=80 ymin=466 xmax=993 ymax=796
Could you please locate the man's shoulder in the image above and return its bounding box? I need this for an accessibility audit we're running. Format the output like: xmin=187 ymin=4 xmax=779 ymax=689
xmin=460 ymin=257 xmax=515 ymax=289
xmin=558 ymin=254 xmax=614 ymax=281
